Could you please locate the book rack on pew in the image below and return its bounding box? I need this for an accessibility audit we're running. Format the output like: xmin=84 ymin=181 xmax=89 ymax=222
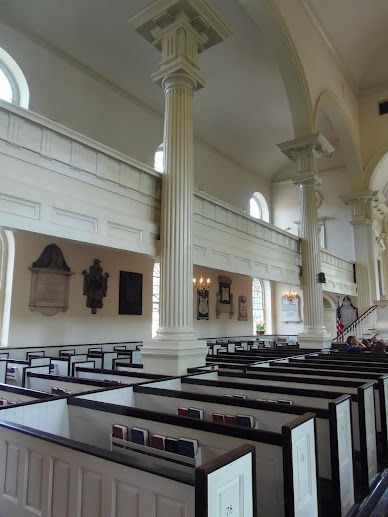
xmin=110 ymin=435 xmax=203 ymax=468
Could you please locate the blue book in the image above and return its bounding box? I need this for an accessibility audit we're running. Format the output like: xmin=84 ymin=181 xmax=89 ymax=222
xmin=178 ymin=438 xmax=198 ymax=458
xmin=131 ymin=427 xmax=149 ymax=446
xmin=236 ymin=415 xmax=254 ymax=428
xmin=165 ymin=437 xmax=179 ymax=454
xmin=188 ymin=407 xmax=204 ymax=419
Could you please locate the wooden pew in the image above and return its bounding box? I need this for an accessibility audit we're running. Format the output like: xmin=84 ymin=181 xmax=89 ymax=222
xmin=0 ymin=398 xmax=255 ymax=517
xmin=73 ymin=386 xmax=319 ymax=517
xmin=182 ymin=371 xmax=378 ymax=495
xmin=131 ymin=377 xmax=355 ymax=516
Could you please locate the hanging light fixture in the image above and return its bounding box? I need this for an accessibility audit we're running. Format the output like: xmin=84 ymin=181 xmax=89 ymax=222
xmin=193 ymin=275 xmax=211 ymax=293
xmin=283 ymin=288 xmax=298 ymax=302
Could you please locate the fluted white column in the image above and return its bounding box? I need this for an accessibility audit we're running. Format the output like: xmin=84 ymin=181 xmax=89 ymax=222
xmin=382 ymin=227 xmax=388 ymax=299
xmin=341 ymin=192 xmax=378 ymax=314
xmin=295 ymin=174 xmax=325 ymax=330
xmin=158 ymin=74 xmax=195 ymax=338
xmin=278 ymin=133 xmax=334 ymax=349
xmin=128 ymin=0 xmax=232 ymax=374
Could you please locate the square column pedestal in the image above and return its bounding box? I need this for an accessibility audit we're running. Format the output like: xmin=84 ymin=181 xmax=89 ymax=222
xmin=141 ymin=340 xmax=208 ymax=376
xmin=375 ymin=300 xmax=388 ymax=340
xmin=297 ymin=327 xmax=332 ymax=350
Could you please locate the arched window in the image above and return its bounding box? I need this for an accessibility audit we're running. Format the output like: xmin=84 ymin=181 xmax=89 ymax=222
xmin=252 ymin=277 xmax=264 ymax=334
xmin=0 ymin=47 xmax=29 ymax=108
xmin=249 ymin=192 xmax=269 ymax=223
xmin=0 ymin=68 xmax=13 ymax=103
xmin=152 ymin=262 xmax=160 ymax=338
xmin=154 ymin=143 xmax=164 ymax=173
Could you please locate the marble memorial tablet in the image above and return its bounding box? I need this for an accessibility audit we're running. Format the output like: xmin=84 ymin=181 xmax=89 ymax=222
xmin=281 ymin=295 xmax=301 ymax=322
xmin=29 ymin=244 xmax=73 ymax=316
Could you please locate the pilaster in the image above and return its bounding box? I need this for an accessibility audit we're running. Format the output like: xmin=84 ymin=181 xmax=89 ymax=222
xmin=128 ymin=0 xmax=231 ymax=374
xmin=278 ymin=133 xmax=334 ymax=349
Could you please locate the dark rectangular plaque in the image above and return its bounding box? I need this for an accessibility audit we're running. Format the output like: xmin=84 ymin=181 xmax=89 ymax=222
xmin=119 ymin=271 xmax=143 ymax=315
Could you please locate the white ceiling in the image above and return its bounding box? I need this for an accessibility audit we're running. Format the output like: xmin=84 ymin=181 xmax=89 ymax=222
xmin=304 ymin=0 xmax=388 ymax=91
xmin=0 ymin=0 xmax=296 ymax=180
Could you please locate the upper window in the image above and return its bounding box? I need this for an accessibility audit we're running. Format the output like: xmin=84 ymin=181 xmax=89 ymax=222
xmin=154 ymin=143 xmax=164 ymax=173
xmin=0 ymin=68 xmax=13 ymax=103
xmin=249 ymin=192 xmax=269 ymax=223
xmin=0 ymin=47 xmax=29 ymax=108
xmin=252 ymin=277 xmax=264 ymax=334
xmin=152 ymin=262 xmax=160 ymax=338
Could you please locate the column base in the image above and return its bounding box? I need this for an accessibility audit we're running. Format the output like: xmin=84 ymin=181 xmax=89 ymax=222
xmin=141 ymin=339 xmax=208 ymax=376
xmin=297 ymin=327 xmax=332 ymax=350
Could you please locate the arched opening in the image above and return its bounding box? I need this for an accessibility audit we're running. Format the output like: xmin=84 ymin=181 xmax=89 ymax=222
xmin=323 ymin=294 xmax=336 ymax=339
xmin=0 ymin=47 xmax=29 ymax=108
xmin=152 ymin=262 xmax=160 ymax=338
xmin=0 ymin=229 xmax=15 ymax=346
xmin=249 ymin=192 xmax=270 ymax=223
xmin=252 ymin=277 xmax=264 ymax=334
xmin=154 ymin=143 xmax=164 ymax=173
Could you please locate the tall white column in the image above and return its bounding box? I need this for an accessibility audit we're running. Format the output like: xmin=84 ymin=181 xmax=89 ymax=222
xmin=278 ymin=133 xmax=334 ymax=349
xmin=341 ymin=192 xmax=379 ymax=314
xmin=128 ymin=0 xmax=231 ymax=374
xmin=159 ymin=73 xmax=196 ymax=337
xmin=381 ymin=218 xmax=388 ymax=299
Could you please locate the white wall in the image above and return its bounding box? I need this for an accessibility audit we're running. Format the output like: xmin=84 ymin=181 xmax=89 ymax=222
xmin=271 ymin=168 xmax=355 ymax=261
xmin=0 ymin=19 xmax=269 ymax=214
xmin=192 ymin=266 xmax=253 ymax=338
xmin=8 ymin=231 xmax=154 ymax=346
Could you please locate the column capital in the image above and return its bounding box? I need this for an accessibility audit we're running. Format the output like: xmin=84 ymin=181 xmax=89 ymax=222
xmin=127 ymin=0 xmax=232 ymax=89
xmin=340 ymin=190 xmax=379 ymax=224
xmin=278 ymin=132 xmax=334 ymax=174
xmin=292 ymin=171 xmax=322 ymax=191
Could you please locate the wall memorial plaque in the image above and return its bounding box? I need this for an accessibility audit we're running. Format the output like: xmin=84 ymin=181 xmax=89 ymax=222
xmin=281 ymin=295 xmax=302 ymax=323
xmin=216 ymin=276 xmax=234 ymax=319
xmin=119 ymin=271 xmax=143 ymax=315
xmin=238 ymin=295 xmax=248 ymax=321
xmin=29 ymin=244 xmax=73 ymax=316
xmin=197 ymin=289 xmax=209 ymax=320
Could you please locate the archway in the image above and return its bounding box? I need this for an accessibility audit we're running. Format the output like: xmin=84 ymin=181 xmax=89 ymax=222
xmin=314 ymin=90 xmax=363 ymax=180
xmin=240 ymin=0 xmax=313 ymax=137
xmin=323 ymin=293 xmax=336 ymax=339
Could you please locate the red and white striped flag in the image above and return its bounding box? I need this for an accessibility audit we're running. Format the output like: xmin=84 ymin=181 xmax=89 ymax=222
xmin=336 ymin=302 xmax=344 ymax=336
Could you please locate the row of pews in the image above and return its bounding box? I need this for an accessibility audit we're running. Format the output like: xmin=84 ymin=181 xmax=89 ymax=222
xmin=0 ymin=339 xmax=386 ymax=515
xmin=203 ymin=345 xmax=388 ymax=515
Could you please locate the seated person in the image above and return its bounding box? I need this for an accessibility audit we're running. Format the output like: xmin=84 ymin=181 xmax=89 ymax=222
xmin=372 ymin=340 xmax=387 ymax=354
xmin=346 ymin=336 xmax=366 ymax=352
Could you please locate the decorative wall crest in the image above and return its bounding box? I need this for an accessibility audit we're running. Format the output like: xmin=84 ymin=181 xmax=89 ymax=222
xmin=238 ymin=295 xmax=248 ymax=321
xmin=216 ymin=275 xmax=234 ymax=319
xmin=29 ymin=244 xmax=73 ymax=316
xmin=197 ymin=289 xmax=209 ymax=320
xmin=82 ymin=259 xmax=109 ymax=314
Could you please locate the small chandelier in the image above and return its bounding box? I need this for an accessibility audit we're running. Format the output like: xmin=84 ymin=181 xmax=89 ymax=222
xmin=283 ymin=288 xmax=298 ymax=302
xmin=193 ymin=275 xmax=210 ymax=293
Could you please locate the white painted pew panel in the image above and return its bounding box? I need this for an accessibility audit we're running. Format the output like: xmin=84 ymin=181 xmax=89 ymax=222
xmin=0 ymin=425 xmax=195 ymax=517
xmin=0 ymin=399 xmax=70 ymax=437
xmin=68 ymin=403 xmax=285 ymax=517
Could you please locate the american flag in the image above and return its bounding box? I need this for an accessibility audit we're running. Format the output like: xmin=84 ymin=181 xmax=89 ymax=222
xmin=336 ymin=302 xmax=344 ymax=336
